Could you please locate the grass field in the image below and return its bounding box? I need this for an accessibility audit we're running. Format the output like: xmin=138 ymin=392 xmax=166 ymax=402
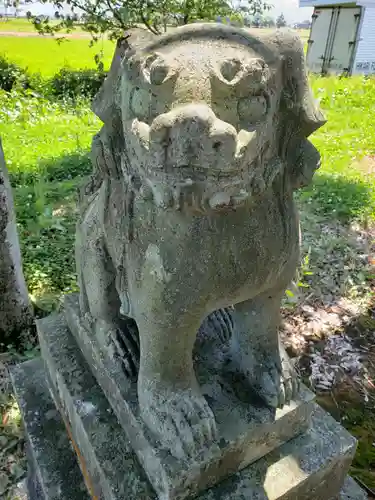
xmin=307 ymin=76 xmax=375 ymax=221
xmin=0 ymin=36 xmax=115 ymax=75
xmin=0 ymin=20 xmax=309 ymax=76
xmin=0 ymin=22 xmax=374 ymax=498
xmin=0 ymin=17 xmax=52 ymax=32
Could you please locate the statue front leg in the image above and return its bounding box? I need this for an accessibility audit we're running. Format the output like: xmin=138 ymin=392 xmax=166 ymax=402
xmin=230 ymin=289 xmax=300 ymax=409
xmin=130 ymin=270 xmax=217 ymax=458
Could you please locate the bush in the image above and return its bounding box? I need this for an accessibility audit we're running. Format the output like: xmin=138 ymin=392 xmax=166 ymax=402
xmin=0 ymin=56 xmax=29 ymax=91
xmin=50 ymin=68 xmax=107 ymax=99
xmin=0 ymin=58 xmax=107 ymax=100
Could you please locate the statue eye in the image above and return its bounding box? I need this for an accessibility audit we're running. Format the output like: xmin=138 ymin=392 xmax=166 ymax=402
xmin=237 ymin=95 xmax=268 ymax=124
xmin=219 ymin=58 xmax=242 ymax=83
xmin=143 ymin=53 xmax=170 ymax=85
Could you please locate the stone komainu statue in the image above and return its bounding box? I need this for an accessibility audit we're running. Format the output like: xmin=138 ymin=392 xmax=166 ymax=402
xmin=76 ymin=24 xmax=325 ymax=456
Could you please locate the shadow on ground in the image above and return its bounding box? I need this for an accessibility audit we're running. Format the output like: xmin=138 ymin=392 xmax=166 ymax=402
xmin=299 ymin=171 xmax=375 ymax=223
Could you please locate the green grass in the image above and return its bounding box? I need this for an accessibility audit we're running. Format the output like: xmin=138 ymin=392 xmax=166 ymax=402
xmin=300 ymin=76 xmax=375 ymax=222
xmin=0 ymin=90 xmax=100 ymax=303
xmin=0 ymin=36 xmax=114 ymax=76
xmin=0 ymin=18 xmax=46 ymax=32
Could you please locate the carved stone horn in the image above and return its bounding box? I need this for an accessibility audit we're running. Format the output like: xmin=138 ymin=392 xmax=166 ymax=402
xmin=91 ymin=28 xmax=157 ymax=124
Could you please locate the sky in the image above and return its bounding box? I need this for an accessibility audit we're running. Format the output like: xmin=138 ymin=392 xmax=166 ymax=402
xmin=3 ymin=0 xmax=314 ymax=25
xmin=269 ymin=0 xmax=313 ymax=22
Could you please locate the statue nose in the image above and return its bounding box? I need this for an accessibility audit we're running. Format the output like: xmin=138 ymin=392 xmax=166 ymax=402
xmin=151 ymin=104 xmax=216 ymax=139
xmin=150 ymin=104 xmax=237 ymax=169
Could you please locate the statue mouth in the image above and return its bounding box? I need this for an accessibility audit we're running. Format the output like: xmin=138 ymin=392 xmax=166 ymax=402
xmin=122 ymin=104 xmax=284 ymax=211
xmin=126 ymin=114 xmax=256 ymax=177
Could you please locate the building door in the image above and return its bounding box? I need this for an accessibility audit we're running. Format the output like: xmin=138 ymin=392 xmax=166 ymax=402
xmin=306 ymin=7 xmax=335 ymax=73
xmin=327 ymin=7 xmax=361 ymax=74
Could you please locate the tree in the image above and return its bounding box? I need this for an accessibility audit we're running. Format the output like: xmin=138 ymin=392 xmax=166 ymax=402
xmin=0 ymin=137 xmax=33 ymax=343
xmin=276 ymin=12 xmax=286 ymax=28
xmin=249 ymin=14 xmax=259 ymax=27
xmin=1 ymin=0 xmax=31 ymax=19
xmin=262 ymin=15 xmax=275 ymax=27
xmin=25 ymin=0 xmax=270 ymax=41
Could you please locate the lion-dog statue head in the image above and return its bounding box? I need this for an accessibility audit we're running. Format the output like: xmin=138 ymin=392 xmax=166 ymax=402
xmin=92 ymin=24 xmax=325 ymax=213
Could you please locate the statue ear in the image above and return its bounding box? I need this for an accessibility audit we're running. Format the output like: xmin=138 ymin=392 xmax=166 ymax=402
xmin=262 ymin=30 xmax=325 ymax=189
xmin=92 ymin=28 xmax=157 ymax=124
xmin=265 ymin=30 xmax=326 ymax=138
xmin=91 ymin=36 xmax=129 ymax=124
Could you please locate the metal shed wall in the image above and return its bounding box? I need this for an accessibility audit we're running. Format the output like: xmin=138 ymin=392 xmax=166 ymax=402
xmin=352 ymin=7 xmax=375 ymax=73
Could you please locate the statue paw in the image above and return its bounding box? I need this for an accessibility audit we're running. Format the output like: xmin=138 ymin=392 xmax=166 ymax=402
xmin=106 ymin=320 xmax=140 ymax=378
xmin=139 ymin=384 xmax=218 ymax=459
xmin=258 ymin=345 xmax=300 ymax=409
xmin=233 ymin=342 xmax=300 ymax=409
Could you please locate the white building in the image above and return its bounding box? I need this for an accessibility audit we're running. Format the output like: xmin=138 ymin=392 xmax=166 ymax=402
xmin=299 ymin=0 xmax=375 ymax=75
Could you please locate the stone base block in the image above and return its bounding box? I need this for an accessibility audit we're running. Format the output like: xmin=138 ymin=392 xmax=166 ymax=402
xmin=10 ymin=358 xmax=90 ymax=500
xmin=63 ymin=294 xmax=315 ymax=499
xmin=11 ymin=357 xmax=367 ymax=500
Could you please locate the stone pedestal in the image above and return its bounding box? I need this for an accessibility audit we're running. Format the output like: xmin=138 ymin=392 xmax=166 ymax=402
xmin=11 ymin=306 xmax=368 ymax=500
xmin=64 ymin=294 xmax=315 ymax=499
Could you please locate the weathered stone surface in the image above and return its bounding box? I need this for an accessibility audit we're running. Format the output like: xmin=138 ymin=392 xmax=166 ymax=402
xmin=63 ymin=295 xmax=314 ymax=499
xmin=0 ymin=137 xmax=32 ymax=342
xmin=91 ymin=27 xmax=156 ymax=124
xmin=201 ymin=405 xmax=358 ymax=500
xmin=11 ymin=357 xmax=365 ymax=500
xmin=340 ymin=476 xmax=369 ymax=500
xmin=10 ymin=358 xmax=89 ymax=500
xmin=75 ymin=23 xmax=326 ymax=461
xmin=37 ymin=314 xmax=153 ymax=500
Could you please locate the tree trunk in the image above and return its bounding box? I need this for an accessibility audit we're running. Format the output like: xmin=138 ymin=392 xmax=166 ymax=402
xmin=0 ymin=137 xmax=33 ymax=343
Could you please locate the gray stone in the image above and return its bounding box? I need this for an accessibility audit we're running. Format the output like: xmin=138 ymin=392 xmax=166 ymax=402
xmin=37 ymin=314 xmax=153 ymax=500
xmin=0 ymin=137 xmax=32 ymax=342
xmin=340 ymin=477 xmax=369 ymax=500
xmin=63 ymin=296 xmax=314 ymax=499
xmin=11 ymin=357 xmax=366 ymax=500
xmin=75 ymin=23 xmax=326 ymax=464
xmin=91 ymin=28 xmax=156 ymax=124
xmin=10 ymin=358 xmax=90 ymax=500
